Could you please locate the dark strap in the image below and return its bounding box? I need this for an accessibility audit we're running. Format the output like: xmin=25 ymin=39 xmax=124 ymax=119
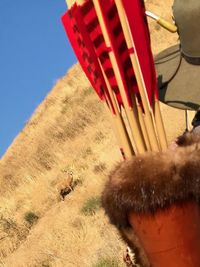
xmin=192 ymin=109 xmax=200 ymax=127
xmin=156 ymin=49 xmax=182 ymax=89
xmin=182 ymin=53 xmax=200 ymax=65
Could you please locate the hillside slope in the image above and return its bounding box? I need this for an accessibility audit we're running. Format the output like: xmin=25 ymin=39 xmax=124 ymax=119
xmin=0 ymin=63 xmax=125 ymax=267
xmin=0 ymin=1 xmax=192 ymax=266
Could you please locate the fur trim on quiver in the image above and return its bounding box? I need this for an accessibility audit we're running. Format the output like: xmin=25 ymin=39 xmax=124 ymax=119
xmin=102 ymin=141 xmax=200 ymax=229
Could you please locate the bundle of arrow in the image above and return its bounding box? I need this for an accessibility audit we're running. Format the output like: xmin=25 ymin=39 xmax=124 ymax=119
xmin=62 ymin=0 xmax=168 ymax=159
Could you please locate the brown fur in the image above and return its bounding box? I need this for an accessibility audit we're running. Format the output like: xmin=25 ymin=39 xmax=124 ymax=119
xmin=102 ymin=131 xmax=200 ymax=267
xmin=176 ymin=129 xmax=200 ymax=147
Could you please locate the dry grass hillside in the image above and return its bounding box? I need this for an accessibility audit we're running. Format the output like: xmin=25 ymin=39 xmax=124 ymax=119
xmin=0 ymin=1 xmax=195 ymax=266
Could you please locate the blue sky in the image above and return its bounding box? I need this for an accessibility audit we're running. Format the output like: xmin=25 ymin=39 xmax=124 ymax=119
xmin=0 ymin=1 xmax=76 ymax=157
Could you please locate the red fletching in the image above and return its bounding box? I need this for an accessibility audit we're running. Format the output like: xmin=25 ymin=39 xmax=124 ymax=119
xmin=61 ymin=3 xmax=115 ymax=114
xmin=122 ymin=0 xmax=158 ymax=104
xmin=97 ymin=0 xmax=137 ymax=107
xmin=80 ymin=0 xmax=124 ymax=107
xmin=62 ymin=0 xmax=158 ymax=109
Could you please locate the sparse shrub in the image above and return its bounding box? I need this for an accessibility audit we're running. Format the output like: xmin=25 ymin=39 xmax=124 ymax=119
xmin=93 ymin=163 xmax=107 ymax=173
xmin=92 ymin=257 xmax=120 ymax=267
xmin=0 ymin=216 xmax=28 ymax=243
xmin=73 ymin=177 xmax=83 ymax=188
xmin=94 ymin=131 xmax=105 ymax=144
xmin=0 ymin=217 xmax=17 ymax=232
xmin=61 ymin=105 xmax=69 ymax=115
xmin=61 ymin=95 xmax=73 ymax=114
xmin=41 ymin=262 xmax=51 ymax=267
xmin=63 ymin=110 xmax=93 ymax=140
xmin=62 ymin=95 xmax=71 ymax=104
xmin=24 ymin=211 xmax=39 ymax=226
xmin=82 ymin=147 xmax=93 ymax=158
xmin=82 ymin=86 xmax=93 ymax=97
xmin=36 ymin=145 xmax=54 ymax=171
xmin=3 ymin=174 xmax=18 ymax=188
xmin=81 ymin=196 xmax=101 ymax=216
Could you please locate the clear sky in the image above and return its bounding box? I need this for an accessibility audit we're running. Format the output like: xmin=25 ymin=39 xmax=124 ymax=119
xmin=0 ymin=1 xmax=76 ymax=157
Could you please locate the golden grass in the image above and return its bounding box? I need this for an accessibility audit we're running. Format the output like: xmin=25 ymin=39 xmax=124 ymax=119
xmin=0 ymin=63 xmax=123 ymax=266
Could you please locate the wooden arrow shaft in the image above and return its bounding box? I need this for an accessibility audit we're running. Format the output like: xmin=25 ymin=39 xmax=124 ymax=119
xmin=92 ymin=0 xmax=146 ymax=154
xmin=115 ymin=0 xmax=168 ymax=151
